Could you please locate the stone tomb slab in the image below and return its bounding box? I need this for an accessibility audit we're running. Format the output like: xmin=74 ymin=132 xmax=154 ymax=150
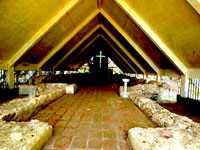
xmin=0 ymin=120 xmax=52 ymax=150
xmin=129 ymin=127 xmax=200 ymax=150
xmin=65 ymin=84 xmax=78 ymax=94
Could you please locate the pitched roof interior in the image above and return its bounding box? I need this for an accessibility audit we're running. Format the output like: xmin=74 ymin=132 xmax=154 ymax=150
xmin=0 ymin=0 xmax=200 ymax=78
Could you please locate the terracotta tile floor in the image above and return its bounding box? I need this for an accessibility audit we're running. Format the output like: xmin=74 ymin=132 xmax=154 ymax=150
xmin=31 ymin=86 xmax=157 ymax=150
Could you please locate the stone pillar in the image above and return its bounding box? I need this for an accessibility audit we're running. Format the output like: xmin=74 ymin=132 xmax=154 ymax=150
xmin=180 ymin=75 xmax=189 ymax=98
xmin=156 ymin=74 xmax=161 ymax=82
xmin=7 ymin=67 xmax=14 ymax=89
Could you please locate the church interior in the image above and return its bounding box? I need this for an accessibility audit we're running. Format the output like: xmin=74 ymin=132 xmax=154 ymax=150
xmin=0 ymin=0 xmax=200 ymax=149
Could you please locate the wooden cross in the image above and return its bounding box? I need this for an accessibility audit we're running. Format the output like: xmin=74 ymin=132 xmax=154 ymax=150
xmin=96 ymin=51 xmax=105 ymax=68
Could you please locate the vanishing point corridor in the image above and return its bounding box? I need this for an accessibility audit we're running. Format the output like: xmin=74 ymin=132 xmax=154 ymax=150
xmin=31 ymin=85 xmax=157 ymax=150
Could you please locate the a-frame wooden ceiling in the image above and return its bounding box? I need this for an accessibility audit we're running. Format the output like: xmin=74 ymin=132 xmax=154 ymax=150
xmin=0 ymin=0 xmax=200 ymax=78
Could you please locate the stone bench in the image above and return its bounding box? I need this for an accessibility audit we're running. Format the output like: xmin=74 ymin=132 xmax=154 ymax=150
xmin=0 ymin=120 xmax=52 ymax=150
xmin=120 ymin=83 xmax=200 ymax=150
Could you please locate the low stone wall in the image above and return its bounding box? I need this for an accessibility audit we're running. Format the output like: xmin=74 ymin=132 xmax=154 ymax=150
xmin=120 ymin=83 xmax=177 ymax=103
xmin=1 ymin=83 xmax=68 ymax=121
xmin=19 ymin=83 xmax=68 ymax=95
xmin=0 ymin=120 xmax=52 ymax=150
xmin=0 ymin=83 xmax=78 ymax=150
xmin=129 ymin=127 xmax=200 ymax=150
xmin=120 ymin=83 xmax=200 ymax=150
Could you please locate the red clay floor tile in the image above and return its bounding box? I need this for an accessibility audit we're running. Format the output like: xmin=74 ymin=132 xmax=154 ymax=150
xmin=31 ymin=86 xmax=157 ymax=150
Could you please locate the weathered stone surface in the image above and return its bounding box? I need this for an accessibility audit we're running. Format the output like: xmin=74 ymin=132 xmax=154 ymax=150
xmin=159 ymin=88 xmax=177 ymax=104
xmin=1 ymin=83 xmax=70 ymax=121
xmin=0 ymin=120 xmax=52 ymax=150
xmin=129 ymin=127 xmax=200 ymax=150
xmin=65 ymin=84 xmax=78 ymax=94
xmin=119 ymin=83 xmax=200 ymax=150
xmin=120 ymin=83 xmax=177 ymax=103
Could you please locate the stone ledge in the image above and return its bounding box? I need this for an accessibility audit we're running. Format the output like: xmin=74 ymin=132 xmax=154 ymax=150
xmin=0 ymin=120 xmax=52 ymax=150
xmin=120 ymin=83 xmax=177 ymax=103
xmin=1 ymin=83 xmax=78 ymax=122
xmin=120 ymin=84 xmax=200 ymax=150
xmin=0 ymin=83 xmax=77 ymax=150
xmin=0 ymin=84 xmax=68 ymax=121
xmin=129 ymin=127 xmax=200 ymax=150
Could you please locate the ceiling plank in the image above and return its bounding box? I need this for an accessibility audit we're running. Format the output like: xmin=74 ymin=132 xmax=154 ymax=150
xmin=7 ymin=0 xmax=81 ymax=68
xmin=53 ymin=24 xmax=100 ymax=70
xmin=100 ymin=35 xmax=137 ymax=73
xmin=57 ymin=34 xmax=137 ymax=73
xmin=100 ymin=9 xmax=160 ymax=74
xmin=0 ymin=61 xmax=8 ymax=70
xmin=186 ymin=0 xmax=200 ymax=15
xmin=101 ymin=25 xmax=145 ymax=74
xmin=15 ymin=63 xmax=38 ymax=71
xmin=114 ymin=0 xmax=187 ymax=74
xmin=38 ymin=9 xmax=99 ymax=69
xmin=57 ymin=35 xmax=100 ymax=70
xmin=188 ymin=69 xmax=200 ymax=80
xmin=66 ymin=37 xmax=134 ymax=73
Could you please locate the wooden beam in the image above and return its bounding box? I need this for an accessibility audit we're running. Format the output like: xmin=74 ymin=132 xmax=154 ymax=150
xmin=15 ymin=63 xmax=38 ymax=71
xmin=186 ymin=0 xmax=200 ymax=15
xmin=100 ymin=10 xmax=160 ymax=74
xmin=60 ymin=35 xmax=101 ymax=69
xmin=188 ymin=68 xmax=200 ymax=79
xmin=160 ymin=69 xmax=181 ymax=78
xmin=53 ymin=24 xmax=100 ymax=70
xmin=8 ymin=0 xmax=81 ymax=68
xmin=38 ymin=9 xmax=99 ymax=69
xmin=6 ymin=67 xmax=14 ymax=89
xmin=37 ymin=68 xmax=42 ymax=76
xmin=101 ymin=25 xmax=145 ymax=74
xmin=100 ymin=35 xmax=137 ymax=73
xmin=97 ymin=0 xmax=102 ymax=9
xmin=60 ymin=34 xmax=134 ymax=73
xmin=113 ymin=0 xmax=187 ymax=74
xmin=0 ymin=61 xmax=8 ymax=70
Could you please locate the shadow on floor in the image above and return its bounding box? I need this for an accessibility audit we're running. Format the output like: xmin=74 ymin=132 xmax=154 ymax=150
xmin=161 ymin=95 xmax=200 ymax=123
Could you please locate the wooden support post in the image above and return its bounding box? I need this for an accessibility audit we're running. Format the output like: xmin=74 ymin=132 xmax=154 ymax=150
xmin=143 ymin=73 xmax=147 ymax=80
xmin=135 ymin=73 xmax=138 ymax=78
xmin=7 ymin=67 xmax=14 ymax=89
xmin=52 ymin=69 xmax=55 ymax=75
xmin=37 ymin=68 xmax=42 ymax=76
xmin=156 ymin=74 xmax=161 ymax=82
xmin=180 ymin=75 xmax=189 ymax=98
